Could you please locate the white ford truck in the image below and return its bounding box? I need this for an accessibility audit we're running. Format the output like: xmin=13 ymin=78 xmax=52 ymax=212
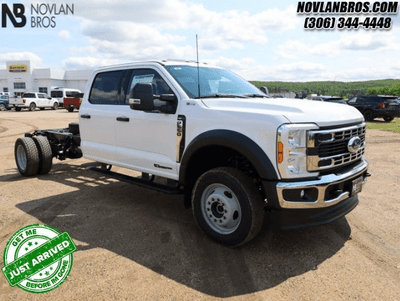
xmin=14 ymin=60 xmax=370 ymax=246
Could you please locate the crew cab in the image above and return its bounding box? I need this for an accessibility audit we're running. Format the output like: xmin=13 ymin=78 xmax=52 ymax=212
xmin=13 ymin=60 xmax=370 ymax=246
xmin=11 ymin=92 xmax=59 ymax=111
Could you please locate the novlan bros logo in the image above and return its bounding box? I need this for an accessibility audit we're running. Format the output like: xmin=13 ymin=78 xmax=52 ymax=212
xmin=1 ymin=4 xmax=26 ymax=28
xmin=1 ymin=3 xmax=74 ymax=28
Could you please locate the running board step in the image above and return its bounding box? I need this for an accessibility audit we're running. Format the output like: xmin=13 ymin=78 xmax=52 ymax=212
xmin=87 ymin=166 xmax=182 ymax=195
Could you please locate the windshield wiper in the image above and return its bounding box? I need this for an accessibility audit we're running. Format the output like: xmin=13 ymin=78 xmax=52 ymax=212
xmin=195 ymin=94 xmax=247 ymax=99
xmin=243 ymin=93 xmax=269 ymax=98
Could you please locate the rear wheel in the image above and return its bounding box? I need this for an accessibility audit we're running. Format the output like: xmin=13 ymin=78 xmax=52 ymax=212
xmin=68 ymin=107 xmax=74 ymax=112
xmin=15 ymin=137 xmax=39 ymax=176
xmin=29 ymin=102 xmax=36 ymax=111
xmin=384 ymin=117 xmax=394 ymax=122
xmin=52 ymin=102 xmax=59 ymax=110
xmin=363 ymin=110 xmax=374 ymax=121
xmin=40 ymin=108 xmax=45 ymax=111
xmin=15 ymin=107 xmax=21 ymax=111
xmin=33 ymin=136 xmax=53 ymax=175
xmin=192 ymin=167 xmax=264 ymax=247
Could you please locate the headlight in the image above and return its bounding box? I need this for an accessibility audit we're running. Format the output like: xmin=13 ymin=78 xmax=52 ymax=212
xmin=277 ymin=123 xmax=319 ymax=179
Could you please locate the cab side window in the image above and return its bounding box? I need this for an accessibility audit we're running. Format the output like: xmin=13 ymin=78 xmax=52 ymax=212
xmin=125 ymin=69 xmax=174 ymax=108
xmin=89 ymin=70 xmax=126 ymax=105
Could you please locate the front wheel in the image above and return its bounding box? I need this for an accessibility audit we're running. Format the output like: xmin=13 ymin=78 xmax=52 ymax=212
xmin=384 ymin=117 xmax=394 ymax=122
xmin=0 ymin=104 xmax=5 ymax=111
xmin=52 ymin=102 xmax=59 ymax=110
xmin=191 ymin=167 xmax=264 ymax=247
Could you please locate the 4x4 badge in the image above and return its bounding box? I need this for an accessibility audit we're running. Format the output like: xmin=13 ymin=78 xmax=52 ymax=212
xmin=348 ymin=137 xmax=361 ymax=153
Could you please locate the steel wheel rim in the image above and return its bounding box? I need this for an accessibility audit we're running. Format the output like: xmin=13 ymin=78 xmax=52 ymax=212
xmin=16 ymin=144 xmax=27 ymax=171
xmin=200 ymin=183 xmax=241 ymax=235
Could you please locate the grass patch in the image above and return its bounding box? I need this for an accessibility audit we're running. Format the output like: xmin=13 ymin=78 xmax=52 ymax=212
xmin=366 ymin=118 xmax=400 ymax=134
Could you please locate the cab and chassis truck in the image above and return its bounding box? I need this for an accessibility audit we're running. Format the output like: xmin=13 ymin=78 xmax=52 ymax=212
xmin=14 ymin=60 xmax=370 ymax=246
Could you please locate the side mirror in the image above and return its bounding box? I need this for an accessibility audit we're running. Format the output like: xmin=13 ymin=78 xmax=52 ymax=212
xmin=260 ymin=86 xmax=269 ymax=96
xmin=129 ymin=82 xmax=154 ymax=111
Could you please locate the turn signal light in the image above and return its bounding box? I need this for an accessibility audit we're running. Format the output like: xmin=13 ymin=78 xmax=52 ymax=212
xmin=278 ymin=142 xmax=284 ymax=163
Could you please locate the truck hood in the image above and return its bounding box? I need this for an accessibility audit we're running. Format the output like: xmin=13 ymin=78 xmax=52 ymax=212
xmin=200 ymin=97 xmax=364 ymax=127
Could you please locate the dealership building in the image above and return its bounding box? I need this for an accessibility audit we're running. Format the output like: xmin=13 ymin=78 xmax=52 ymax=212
xmin=0 ymin=60 xmax=92 ymax=96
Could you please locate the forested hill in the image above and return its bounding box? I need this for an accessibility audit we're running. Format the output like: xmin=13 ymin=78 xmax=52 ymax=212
xmin=250 ymin=79 xmax=400 ymax=99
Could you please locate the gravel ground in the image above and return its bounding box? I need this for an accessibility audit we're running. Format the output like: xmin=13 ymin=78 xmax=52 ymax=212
xmin=0 ymin=109 xmax=399 ymax=300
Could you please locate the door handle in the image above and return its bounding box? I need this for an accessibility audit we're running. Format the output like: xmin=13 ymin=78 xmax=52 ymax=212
xmin=117 ymin=117 xmax=130 ymax=122
xmin=81 ymin=114 xmax=91 ymax=119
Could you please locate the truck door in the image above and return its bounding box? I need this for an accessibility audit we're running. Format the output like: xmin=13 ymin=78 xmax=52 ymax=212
xmin=79 ymin=70 xmax=127 ymax=164
xmin=114 ymin=68 xmax=179 ymax=179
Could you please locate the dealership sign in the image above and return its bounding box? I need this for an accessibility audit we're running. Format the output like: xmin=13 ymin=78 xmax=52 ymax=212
xmin=8 ymin=64 xmax=28 ymax=72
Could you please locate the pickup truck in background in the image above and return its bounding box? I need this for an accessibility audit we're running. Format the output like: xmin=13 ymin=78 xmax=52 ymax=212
xmin=0 ymin=95 xmax=12 ymax=111
xmin=64 ymin=93 xmax=84 ymax=112
xmin=10 ymin=92 xmax=59 ymax=111
xmin=13 ymin=60 xmax=370 ymax=246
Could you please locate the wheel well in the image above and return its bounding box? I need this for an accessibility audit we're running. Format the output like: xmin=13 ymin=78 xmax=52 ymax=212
xmin=181 ymin=145 xmax=264 ymax=208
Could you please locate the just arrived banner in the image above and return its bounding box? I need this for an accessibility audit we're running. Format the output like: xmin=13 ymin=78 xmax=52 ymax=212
xmin=1 ymin=3 xmax=74 ymax=28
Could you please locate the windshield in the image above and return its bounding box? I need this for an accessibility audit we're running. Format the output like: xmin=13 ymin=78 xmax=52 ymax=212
xmin=164 ymin=65 xmax=265 ymax=99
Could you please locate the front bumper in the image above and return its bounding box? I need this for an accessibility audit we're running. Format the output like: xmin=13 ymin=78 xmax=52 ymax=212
xmin=276 ymin=158 xmax=369 ymax=209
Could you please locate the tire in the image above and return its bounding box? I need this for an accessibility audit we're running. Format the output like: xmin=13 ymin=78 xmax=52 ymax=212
xmin=191 ymin=167 xmax=264 ymax=247
xmin=32 ymin=136 xmax=53 ymax=175
xmin=0 ymin=104 xmax=5 ymax=111
xmin=384 ymin=117 xmax=394 ymax=122
xmin=15 ymin=107 xmax=21 ymax=111
xmin=40 ymin=108 xmax=45 ymax=111
xmin=68 ymin=107 xmax=74 ymax=112
xmin=14 ymin=137 xmax=39 ymax=176
xmin=29 ymin=102 xmax=36 ymax=111
xmin=363 ymin=110 xmax=374 ymax=121
xmin=52 ymin=102 xmax=59 ymax=110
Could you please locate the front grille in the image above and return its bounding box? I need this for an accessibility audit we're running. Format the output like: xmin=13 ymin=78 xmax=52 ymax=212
xmin=307 ymin=123 xmax=366 ymax=172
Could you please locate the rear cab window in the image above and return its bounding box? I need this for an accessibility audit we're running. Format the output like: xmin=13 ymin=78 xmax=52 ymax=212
xmin=89 ymin=70 xmax=127 ymax=105
xmin=22 ymin=93 xmax=35 ymax=98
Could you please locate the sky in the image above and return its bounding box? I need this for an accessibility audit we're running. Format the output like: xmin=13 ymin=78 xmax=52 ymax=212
xmin=1 ymin=0 xmax=400 ymax=82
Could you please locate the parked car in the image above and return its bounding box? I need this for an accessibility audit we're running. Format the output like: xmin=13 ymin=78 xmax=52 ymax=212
xmin=0 ymin=95 xmax=12 ymax=111
xmin=51 ymin=88 xmax=81 ymax=107
xmin=309 ymin=96 xmax=347 ymax=104
xmin=347 ymin=95 xmax=400 ymax=122
xmin=11 ymin=92 xmax=59 ymax=111
xmin=64 ymin=93 xmax=84 ymax=112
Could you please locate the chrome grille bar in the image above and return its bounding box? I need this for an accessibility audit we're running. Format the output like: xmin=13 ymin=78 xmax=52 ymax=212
xmin=307 ymin=123 xmax=366 ymax=172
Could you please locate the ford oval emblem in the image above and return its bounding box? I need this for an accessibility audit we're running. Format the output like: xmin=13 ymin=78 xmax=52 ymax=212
xmin=348 ymin=137 xmax=362 ymax=153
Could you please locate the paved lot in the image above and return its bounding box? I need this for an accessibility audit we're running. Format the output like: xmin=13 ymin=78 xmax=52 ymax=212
xmin=0 ymin=109 xmax=400 ymax=300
